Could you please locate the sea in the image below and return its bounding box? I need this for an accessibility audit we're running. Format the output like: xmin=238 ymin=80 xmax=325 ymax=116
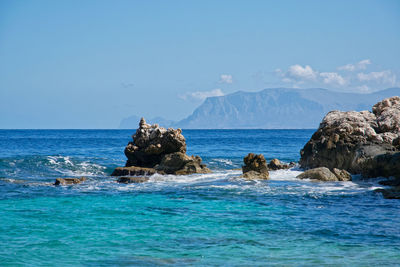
xmin=0 ymin=129 xmax=399 ymax=266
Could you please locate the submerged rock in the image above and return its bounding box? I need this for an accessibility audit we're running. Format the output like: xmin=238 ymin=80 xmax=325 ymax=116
xmin=300 ymin=96 xmax=400 ymax=179
xmin=54 ymin=177 xmax=86 ymax=186
xmin=117 ymin=177 xmax=150 ymax=184
xmin=112 ymin=118 xmax=210 ymax=176
xmin=297 ymin=167 xmax=351 ymax=182
xmin=375 ymin=187 xmax=400 ymax=199
xmin=241 ymin=153 xmax=269 ymax=179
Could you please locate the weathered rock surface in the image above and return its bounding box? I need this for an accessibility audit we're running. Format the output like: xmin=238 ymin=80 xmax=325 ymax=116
xmin=117 ymin=177 xmax=150 ymax=184
xmin=297 ymin=167 xmax=351 ymax=182
xmin=155 ymin=152 xmax=211 ymax=175
xmin=241 ymin=153 xmax=269 ymax=179
xmin=267 ymin=158 xmax=294 ymax=170
xmin=112 ymin=118 xmax=210 ymax=176
xmin=54 ymin=177 xmax=86 ymax=186
xmin=300 ymin=96 xmax=400 ymax=179
xmin=331 ymin=168 xmax=352 ymax=181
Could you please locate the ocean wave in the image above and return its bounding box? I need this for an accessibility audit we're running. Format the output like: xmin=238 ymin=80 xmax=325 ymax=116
xmin=0 ymin=159 xmax=387 ymax=199
xmin=0 ymin=155 xmax=107 ymax=179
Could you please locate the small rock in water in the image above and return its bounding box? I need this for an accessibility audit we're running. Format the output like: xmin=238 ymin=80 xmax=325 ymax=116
xmin=117 ymin=177 xmax=150 ymax=184
xmin=54 ymin=177 xmax=86 ymax=186
xmin=297 ymin=167 xmax=351 ymax=182
xmin=111 ymin=166 xmax=159 ymax=176
xmin=241 ymin=153 xmax=269 ymax=180
xmin=267 ymin=158 xmax=292 ymax=170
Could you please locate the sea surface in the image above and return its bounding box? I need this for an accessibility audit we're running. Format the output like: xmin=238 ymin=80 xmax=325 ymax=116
xmin=0 ymin=129 xmax=399 ymax=266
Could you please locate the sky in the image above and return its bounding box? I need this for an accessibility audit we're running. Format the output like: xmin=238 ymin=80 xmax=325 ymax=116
xmin=0 ymin=0 xmax=399 ymax=128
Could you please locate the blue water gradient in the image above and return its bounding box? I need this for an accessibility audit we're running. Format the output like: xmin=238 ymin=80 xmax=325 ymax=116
xmin=0 ymin=130 xmax=399 ymax=266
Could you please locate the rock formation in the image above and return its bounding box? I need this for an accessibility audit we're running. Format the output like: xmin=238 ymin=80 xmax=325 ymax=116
xmin=297 ymin=167 xmax=351 ymax=182
xmin=241 ymin=153 xmax=269 ymax=179
xmin=111 ymin=118 xmax=210 ymax=178
xmin=300 ymin=96 xmax=400 ymax=179
xmin=267 ymin=158 xmax=295 ymax=170
xmin=54 ymin=177 xmax=86 ymax=186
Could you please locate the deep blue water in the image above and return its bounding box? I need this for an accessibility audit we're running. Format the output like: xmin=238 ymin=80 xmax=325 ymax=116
xmin=0 ymin=129 xmax=399 ymax=266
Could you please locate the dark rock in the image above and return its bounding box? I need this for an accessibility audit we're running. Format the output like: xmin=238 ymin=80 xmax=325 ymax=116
xmin=241 ymin=153 xmax=269 ymax=179
xmin=375 ymin=187 xmax=400 ymax=199
xmin=267 ymin=158 xmax=291 ymax=170
xmin=117 ymin=177 xmax=150 ymax=184
xmin=155 ymin=152 xmax=211 ymax=175
xmin=379 ymin=178 xmax=400 ymax=187
xmin=54 ymin=177 xmax=86 ymax=186
xmin=300 ymin=96 xmax=400 ymax=179
xmin=111 ymin=166 xmax=159 ymax=176
xmin=112 ymin=118 xmax=210 ymax=176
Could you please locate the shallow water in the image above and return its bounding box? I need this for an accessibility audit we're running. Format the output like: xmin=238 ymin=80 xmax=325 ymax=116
xmin=0 ymin=129 xmax=399 ymax=266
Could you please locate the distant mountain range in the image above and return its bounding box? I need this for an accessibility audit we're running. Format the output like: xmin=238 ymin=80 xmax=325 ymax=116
xmin=119 ymin=87 xmax=400 ymax=129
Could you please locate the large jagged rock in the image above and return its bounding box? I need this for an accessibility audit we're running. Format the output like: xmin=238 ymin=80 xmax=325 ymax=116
xmin=241 ymin=153 xmax=269 ymax=179
xmin=112 ymin=118 xmax=210 ymax=176
xmin=300 ymin=97 xmax=400 ymax=179
xmin=124 ymin=118 xmax=186 ymax=167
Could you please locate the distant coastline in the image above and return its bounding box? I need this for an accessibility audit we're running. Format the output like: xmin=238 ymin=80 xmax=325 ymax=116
xmin=119 ymin=87 xmax=400 ymax=129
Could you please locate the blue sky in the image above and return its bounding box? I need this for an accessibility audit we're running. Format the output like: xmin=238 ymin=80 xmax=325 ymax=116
xmin=0 ymin=0 xmax=399 ymax=128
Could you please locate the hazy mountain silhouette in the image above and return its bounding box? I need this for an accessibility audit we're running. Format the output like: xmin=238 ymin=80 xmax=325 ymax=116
xmin=174 ymin=87 xmax=400 ymax=129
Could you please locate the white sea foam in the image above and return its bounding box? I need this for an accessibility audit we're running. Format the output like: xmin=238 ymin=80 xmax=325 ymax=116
xmin=39 ymin=165 xmax=385 ymax=198
xmin=211 ymin=158 xmax=234 ymax=166
xmin=46 ymin=155 xmax=106 ymax=176
xmin=269 ymin=168 xmax=303 ymax=181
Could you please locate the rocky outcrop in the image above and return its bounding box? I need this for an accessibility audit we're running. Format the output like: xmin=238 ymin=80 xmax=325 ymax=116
xmin=267 ymin=159 xmax=295 ymax=170
xmin=112 ymin=118 xmax=210 ymax=177
xmin=297 ymin=167 xmax=351 ymax=181
xmin=300 ymin=96 xmax=400 ymax=179
xmin=124 ymin=118 xmax=186 ymax=167
xmin=241 ymin=153 xmax=269 ymax=179
xmin=54 ymin=177 xmax=86 ymax=186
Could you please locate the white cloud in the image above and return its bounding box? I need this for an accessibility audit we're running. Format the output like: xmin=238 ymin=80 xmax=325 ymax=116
xmin=280 ymin=65 xmax=345 ymax=86
xmin=338 ymin=59 xmax=371 ymax=71
xmin=320 ymin=72 xmax=346 ymax=86
xmin=276 ymin=61 xmax=398 ymax=92
xmin=180 ymin=88 xmax=224 ymax=101
xmin=219 ymin=74 xmax=233 ymax=84
xmin=357 ymin=70 xmax=396 ymax=85
xmin=286 ymin=64 xmax=318 ymax=81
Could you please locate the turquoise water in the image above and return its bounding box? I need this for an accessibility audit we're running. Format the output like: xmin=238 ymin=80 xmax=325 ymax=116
xmin=0 ymin=130 xmax=399 ymax=266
